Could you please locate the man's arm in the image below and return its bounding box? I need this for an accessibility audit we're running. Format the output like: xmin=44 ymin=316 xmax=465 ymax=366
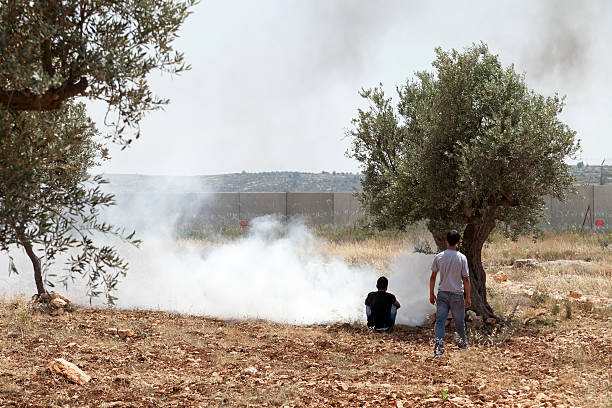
xmin=462 ymin=276 xmax=471 ymax=308
xmin=461 ymin=256 xmax=471 ymax=308
xmin=394 ymin=299 xmax=401 ymax=308
xmin=429 ymin=271 xmax=437 ymax=305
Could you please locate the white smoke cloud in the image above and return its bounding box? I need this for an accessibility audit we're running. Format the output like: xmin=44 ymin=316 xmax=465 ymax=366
xmin=107 ymin=216 xmax=377 ymax=324
xmin=0 ymin=217 xmax=435 ymax=326
xmin=388 ymin=252 xmax=437 ymax=326
xmin=91 ymin=215 xmax=434 ymax=325
xmin=1 ymin=185 xmax=436 ymax=326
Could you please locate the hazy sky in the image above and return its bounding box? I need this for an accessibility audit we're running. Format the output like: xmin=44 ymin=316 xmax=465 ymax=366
xmin=93 ymin=0 xmax=612 ymax=176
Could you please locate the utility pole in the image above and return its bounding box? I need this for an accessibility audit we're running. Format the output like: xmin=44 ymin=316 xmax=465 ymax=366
xmin=600 ymin=159 xmax=606 ymax=185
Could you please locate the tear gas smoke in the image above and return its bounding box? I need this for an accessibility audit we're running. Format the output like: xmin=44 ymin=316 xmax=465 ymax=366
xmin=518 ymin=0 xmax=606 ymax=86
xmin=1 ymin=192 xmax=435 ymax=326
xmin=98 ymin=216 xmax=435 ymax=325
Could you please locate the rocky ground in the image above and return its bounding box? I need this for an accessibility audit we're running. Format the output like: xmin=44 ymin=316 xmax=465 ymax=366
xmin=2 ymin=232 xmax=611 ymax=407
xmin=0 ymin=292 xmax=610 ymax=407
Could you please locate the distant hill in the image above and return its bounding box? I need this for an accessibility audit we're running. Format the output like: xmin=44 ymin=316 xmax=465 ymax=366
xmin=103 ymin=164 xmax=610 ymax=194
xmin=103 ymin=172 xmax=363 ymax=193
xmin=570 ymin=164 xmax=612 ymax=185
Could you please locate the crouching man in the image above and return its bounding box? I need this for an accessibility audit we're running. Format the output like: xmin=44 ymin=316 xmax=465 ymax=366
xmin=429 ymin=230 xmax=471 ymax=357
xmin=365 ymin=276 xmax=401 ymax=333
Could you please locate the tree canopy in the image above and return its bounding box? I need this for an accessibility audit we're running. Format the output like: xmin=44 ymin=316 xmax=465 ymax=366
xmin=0 ymin=105 xmax=139 ymax=303
xmin=0 ymin=0 xmax=196 ymax=144
xmin=347 ymin=43 xmax=579 ymax=318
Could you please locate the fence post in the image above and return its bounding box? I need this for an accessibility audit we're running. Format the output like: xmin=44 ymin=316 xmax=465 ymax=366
xmin=592 ymin=184 xmax=595 ymax=232
xmin=332 ymin=191 xmax=335 ymax=225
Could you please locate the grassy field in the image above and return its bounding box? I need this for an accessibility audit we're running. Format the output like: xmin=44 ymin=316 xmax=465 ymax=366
xmin=1 ymin=230 xmax=610 ymax=407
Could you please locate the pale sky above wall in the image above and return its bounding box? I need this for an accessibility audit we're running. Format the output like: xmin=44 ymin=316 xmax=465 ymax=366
xmin=93 ymin=0 xmax=612 ymax=176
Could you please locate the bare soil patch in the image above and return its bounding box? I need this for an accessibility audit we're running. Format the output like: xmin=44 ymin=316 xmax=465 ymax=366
xmin=1 ymin=299 xmax=610 ymax=407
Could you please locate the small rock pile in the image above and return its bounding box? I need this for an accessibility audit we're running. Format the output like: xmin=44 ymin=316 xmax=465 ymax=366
xmin=492 ymin=271 xmax=508 ymax=282
xmin=104 ymin=327 xmax=138 ymax=340
xmin=512 ymin=258 xmax=539 ymax=268
xmin=465 ymin=310 xmax=484 ymax=328
xmin=32 ymin=291 xmax=75 ymax=316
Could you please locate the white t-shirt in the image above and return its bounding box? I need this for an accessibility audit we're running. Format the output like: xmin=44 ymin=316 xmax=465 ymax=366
xmin=431 ymin=249 xmax=469 ymax=294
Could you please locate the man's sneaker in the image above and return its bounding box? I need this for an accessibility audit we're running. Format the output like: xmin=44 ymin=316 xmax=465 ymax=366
xmin=373 ymin=326 xmax=390 ymax=333
xmin=433 ymin=338 xmax=445 ymax=358
xmin=457 ymin=338 xmax=470 ymax=350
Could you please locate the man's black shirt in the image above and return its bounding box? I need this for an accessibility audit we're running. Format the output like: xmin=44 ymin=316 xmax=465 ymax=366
xmin=365 ymin=291 xmax=396 ymax=329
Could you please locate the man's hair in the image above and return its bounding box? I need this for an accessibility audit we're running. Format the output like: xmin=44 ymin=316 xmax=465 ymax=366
xmin=447 ymin=230 xmax=461 ymax=246
xmin=376 ymin=276 xmax=388 ymax=290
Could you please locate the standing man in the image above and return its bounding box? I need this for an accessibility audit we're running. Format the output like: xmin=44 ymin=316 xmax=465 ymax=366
xmin=365 ymin=276 xmax=401 ymax=333
xmin=429 ymin=230 xmax=471 ymax=357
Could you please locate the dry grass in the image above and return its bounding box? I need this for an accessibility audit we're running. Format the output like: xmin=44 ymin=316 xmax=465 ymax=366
xmin=483 ymin=231 xmax=612 ymax=265
xmin=530 ymin=264 xmax=612 ymax=297
xmin=322 ymin=236 xmax=413 ymax=272
xmin=482 ymin=232 xmax=612 ymax=301
xmin=324 ymin=230 xmax=612 ymax=298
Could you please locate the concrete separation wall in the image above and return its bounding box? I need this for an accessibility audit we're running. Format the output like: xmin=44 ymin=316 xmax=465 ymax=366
xmin=113 ymin=186 xmax=612 ymax=230
xmin=594 ymin=185 xmax=612 ymax=231
xmin=287 ymin=192 xmax=334 ymax=224
xmin=333 ymin=192 xmax=365 ymax=225
xmin=189 ymin=193 xmax=239 ymax=226
xmin=543 ymin=184 xmax=611 ymax=231
xmin=545 ymin=185 xmax=593 ymax=230
xmin=239 ymin=192 xmax=286 ymax=221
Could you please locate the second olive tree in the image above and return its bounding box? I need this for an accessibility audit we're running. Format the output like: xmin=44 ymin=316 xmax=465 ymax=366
xmin=347 ymin=43 xmax=579 ymax=319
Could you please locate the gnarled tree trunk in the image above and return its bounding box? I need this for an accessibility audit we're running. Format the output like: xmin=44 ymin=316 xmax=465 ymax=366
xmin=427 ymin=220 xmax=452 ymax=252
xmin=431 ymin=234 xmax=446 ymax=253
xmin=428 ymin=219 xmax=500 ymax=321
xmin=20 ymin=238 xmax=45 ymax=296
xmin=462 ymin=221 xmax=499 ymax=321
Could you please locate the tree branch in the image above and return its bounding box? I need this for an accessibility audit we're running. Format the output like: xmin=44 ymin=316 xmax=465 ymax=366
xmin=461 ymin=200 xmax=473 ymax=220
xmin=0 ymin=77 xmax=88 ymax=111
xmin=41 ymin=39 xmax=55 ymax=77
xmin=499 ymin=188 xmax=514 ymax=206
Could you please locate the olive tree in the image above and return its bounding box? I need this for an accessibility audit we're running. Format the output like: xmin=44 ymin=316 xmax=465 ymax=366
xmin=0 ymin=0 xmax=195 ymax=302
xmin=347 ymin=43 xmax=579 ymax=319
xmin=0 ymin=104 xmax=139 ymax=303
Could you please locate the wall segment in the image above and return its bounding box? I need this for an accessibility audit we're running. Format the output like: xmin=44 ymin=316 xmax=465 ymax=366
xmin=113 ymin=187 xmax=611 ymax=230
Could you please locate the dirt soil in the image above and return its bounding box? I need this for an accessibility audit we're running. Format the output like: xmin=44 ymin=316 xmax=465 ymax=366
xmin=1 ymin=300 xmax=610 ymax=407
